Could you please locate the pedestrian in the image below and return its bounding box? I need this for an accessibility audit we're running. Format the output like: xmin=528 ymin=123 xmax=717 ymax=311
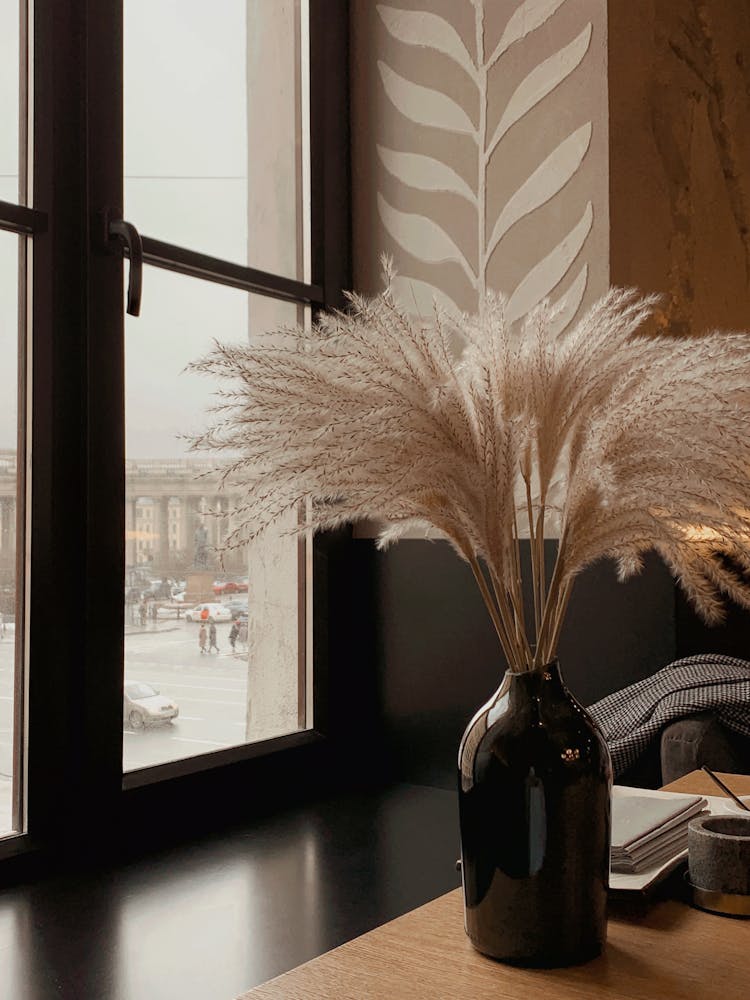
xmin=238 ymin=620 xmax=248 ymax=649
xmin=229 ymin=620 xmax=239 ymax=653
xmin=139 ymin=600 xmax=147 ymax=627
xmin=198 ymin=623 xmax=207 ymax=654
xmin=208 ymin=622 xmax=219 ymax=654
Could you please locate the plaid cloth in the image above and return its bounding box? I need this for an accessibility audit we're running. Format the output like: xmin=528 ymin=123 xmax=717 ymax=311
xmin=587 ymin=654 xmax=750 ymax=778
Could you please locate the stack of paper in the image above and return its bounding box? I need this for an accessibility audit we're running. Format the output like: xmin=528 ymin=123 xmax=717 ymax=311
xmin=611 ymin=792 xmax=707 ymax=874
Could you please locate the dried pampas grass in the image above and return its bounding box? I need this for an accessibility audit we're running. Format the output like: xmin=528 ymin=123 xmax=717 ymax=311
xmin=190 ymin=264 xmax=750 ymax=671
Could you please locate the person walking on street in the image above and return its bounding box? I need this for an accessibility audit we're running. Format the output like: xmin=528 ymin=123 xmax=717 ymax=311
xmin=198 ymin=623 xmax=207 ymax=655
xmin=238 ymin=620 xmax=248 ymax=649
xmin=229 ymin=620 xmax=239 ymax=653
xmin=208 ymin=622 xmax=219 ymax=654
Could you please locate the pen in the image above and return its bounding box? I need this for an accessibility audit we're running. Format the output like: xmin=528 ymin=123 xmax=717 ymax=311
xmin=701 ymin=765 xmax=750 ymax=812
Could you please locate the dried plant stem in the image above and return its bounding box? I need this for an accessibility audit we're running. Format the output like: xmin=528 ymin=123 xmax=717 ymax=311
xmin=490 ymin=564 xmax=532 ymax=665
xmin=524 ymin=470 xmax=540 ymax=647
xmin=467 ymin=553 xmax=516 ymax=665
xmin=535 ymin=505 xmax=547 ymax=638
xmin=490 ymin=572 xmax=526 ymax=666
xmin=534 ymin=531 xmax=568 ymax=667
xmin=543 ymin=581 xmax=573 ymax=666
xmin=510 ymin=515 xmax=530 ymax=652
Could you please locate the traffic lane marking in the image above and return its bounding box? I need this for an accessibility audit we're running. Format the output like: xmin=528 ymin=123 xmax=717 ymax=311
xmin=123 ymin=677 xmax=245 ymax=694
xmin=165 ymin=716 xmax=245 ymax=726
xmin=123 ymin=731 xmax=233 ymax=748
xmin=168 ymin=696 xmax=244 ymax=708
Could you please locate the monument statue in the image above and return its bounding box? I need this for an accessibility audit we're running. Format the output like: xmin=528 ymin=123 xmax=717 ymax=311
xmin=193 ymin=522 xmax=210 ymax=569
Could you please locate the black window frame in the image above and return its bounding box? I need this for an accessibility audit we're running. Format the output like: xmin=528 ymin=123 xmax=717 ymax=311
xmin=0 ymin=0 xmax=350 ymax=871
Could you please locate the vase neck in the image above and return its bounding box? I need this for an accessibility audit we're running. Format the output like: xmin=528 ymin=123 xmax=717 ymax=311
xmin=493 ymin=660 xmax=565 ymax=710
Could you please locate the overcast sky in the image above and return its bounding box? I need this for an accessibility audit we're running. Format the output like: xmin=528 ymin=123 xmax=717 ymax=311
xmin=0 ymin=0 xmax=270 ymax=457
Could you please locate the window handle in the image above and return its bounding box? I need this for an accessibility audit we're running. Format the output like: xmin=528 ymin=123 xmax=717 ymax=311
xmin=107 ymin=217 xmax=143 ymax=316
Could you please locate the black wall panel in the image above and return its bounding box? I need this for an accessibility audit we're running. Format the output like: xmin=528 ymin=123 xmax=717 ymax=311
xmin=362 ymin=539 xmax=676 ymax=790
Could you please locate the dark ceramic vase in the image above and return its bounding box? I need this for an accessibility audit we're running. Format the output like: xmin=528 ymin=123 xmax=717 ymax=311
xmin=457 ymin=660 xmax=612 ymax=967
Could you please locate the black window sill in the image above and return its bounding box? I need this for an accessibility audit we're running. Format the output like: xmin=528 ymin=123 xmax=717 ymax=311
xmin=0 ymin=782 xmax=460 ymax=1000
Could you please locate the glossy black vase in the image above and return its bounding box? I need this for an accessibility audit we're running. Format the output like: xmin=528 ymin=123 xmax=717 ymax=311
xmin=458 ymin=660 xmax=612 ymax=967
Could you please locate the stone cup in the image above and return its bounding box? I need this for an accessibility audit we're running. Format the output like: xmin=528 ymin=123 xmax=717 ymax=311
xmin=688 ymin=814 xmax=750 ymax=895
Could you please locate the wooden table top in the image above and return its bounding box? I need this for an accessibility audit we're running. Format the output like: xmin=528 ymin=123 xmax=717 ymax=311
xmin=240 ymin=772 xmax=750 ymax=1000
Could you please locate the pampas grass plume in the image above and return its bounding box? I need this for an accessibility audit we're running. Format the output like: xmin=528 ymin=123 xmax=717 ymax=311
xmin=190 ymin=266 xmax=750 ymax=671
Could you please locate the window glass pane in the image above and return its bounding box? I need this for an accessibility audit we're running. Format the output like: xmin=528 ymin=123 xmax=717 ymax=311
xmin=123 ymin=266 xmax=307 ymax=772
xmin=0 ymin=234 xmax=21 ymax=835
xmin=0 ymin=0 xmax=20 ymax=204
xmin=124 ymin=0 xmax=308 ymax=280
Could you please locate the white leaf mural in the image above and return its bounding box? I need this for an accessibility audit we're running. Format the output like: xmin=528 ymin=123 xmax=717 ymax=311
xmin=487 ymin=123 xmax=592 ymax=262
xmin=378 ymin=193 xmax=476 ymax=282
xmin=377 ymin=146 xmax=476 ymax=203
xmin=506 ymin=201 xmax=593 ymax=321
xmin=486 ymin=23 xmax=592 ymax=159
xmin=374 ymin=0 xmax=600 ymax=334
xmin=489 ymin=0 xmax=568 ymax=67
xmin=378 ymin=62 xmax=476 ymax=134
xmin=549 ymin=263 xmax=588 ymax=338
xmin=391 ymin=276 xmax=461 ymax=317
xmin=376 ymin=5 xmax=476 ymax=79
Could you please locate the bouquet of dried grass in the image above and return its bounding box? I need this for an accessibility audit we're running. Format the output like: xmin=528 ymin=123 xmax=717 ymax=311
xmin=190 ymin=265 xmax=750 ymax=671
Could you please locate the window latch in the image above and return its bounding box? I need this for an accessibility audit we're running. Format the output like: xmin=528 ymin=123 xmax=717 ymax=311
xmin=103 ymin=214 xmax=144 ymax=317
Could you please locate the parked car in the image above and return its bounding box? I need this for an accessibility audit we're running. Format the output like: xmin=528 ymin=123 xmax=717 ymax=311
xmin=141 ymin=578 xmax=173 ymax=601
xmin=123 ymin=681 xmax=179 ymax=729
xmin=212 ymin=577 xmax=249 ymax=595
xmin=184 ymin=602 xmax=232 ymax=624
xmin=224 ymin=598 xmax=248 ymax=618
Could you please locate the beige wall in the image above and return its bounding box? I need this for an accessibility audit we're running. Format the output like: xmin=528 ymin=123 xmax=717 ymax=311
xmin=609 ymin=0 xmax=750 ymax=336
xmin=351 ymin=0 xmax=610 ymax=327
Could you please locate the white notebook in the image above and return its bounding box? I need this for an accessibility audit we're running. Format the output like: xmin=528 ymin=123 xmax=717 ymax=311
xmin=612 ymin=793 xmax=705 ymax=850
xmin=610 ymin=786 xmax=750 ymax=892
xmin=611 ymin=791 xmax=707 ymax=873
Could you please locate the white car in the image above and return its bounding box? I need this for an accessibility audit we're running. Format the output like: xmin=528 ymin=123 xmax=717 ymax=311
xmin=184 ymin=602 xmax=232 ymax=624
xmin=123 ymin=681 xmax=179 ymax=729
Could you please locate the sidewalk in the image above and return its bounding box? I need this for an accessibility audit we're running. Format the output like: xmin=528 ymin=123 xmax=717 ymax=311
xmin=124 ymin=623 xmax=182 ymax=636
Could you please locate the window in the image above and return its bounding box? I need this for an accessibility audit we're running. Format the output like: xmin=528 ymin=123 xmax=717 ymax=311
xmin=122 ymin=2 xmax=311 ymax=772
xmin=0 ymin=0 xmax=348 ymax=862
xmin=0 ymin=0 xmax=26 ymax=840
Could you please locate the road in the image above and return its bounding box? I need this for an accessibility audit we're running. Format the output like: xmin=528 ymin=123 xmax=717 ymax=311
xmin=0 ymin=619 xmax=253 ymax=833
xmin=123 ymin=618 xmax=250 ymax=771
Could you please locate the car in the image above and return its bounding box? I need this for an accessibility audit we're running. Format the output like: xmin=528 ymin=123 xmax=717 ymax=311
xmin=212 ymin=577 xmax=249 ymax=595
xmin=184 ymin=602 xmax=232 ymax=624
xmin=123 ymin=681 xmax=179 ymax=729
xmin=224 ymin=598 xmax=248 ymax=618
xmin=141 ymin=578 xmax=173 ymax=601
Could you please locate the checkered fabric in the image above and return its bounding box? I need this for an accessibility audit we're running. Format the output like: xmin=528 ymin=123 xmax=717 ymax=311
xmin=587 ymin=654 xmax=750 ymax=778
